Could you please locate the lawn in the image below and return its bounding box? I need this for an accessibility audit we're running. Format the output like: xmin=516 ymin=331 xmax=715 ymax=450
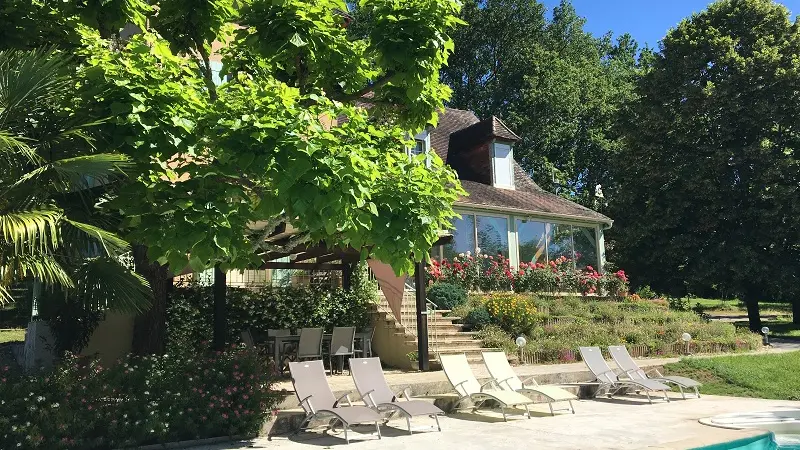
xmin=0 ymin=329 xmax=25 ymax=344
xmin=730 ymin=320 xmax=800 ymax=339
xmin=692 ymin=298 xmax=793 ymax=317
xmin=663 ymin=352 xmax=800 ymax=400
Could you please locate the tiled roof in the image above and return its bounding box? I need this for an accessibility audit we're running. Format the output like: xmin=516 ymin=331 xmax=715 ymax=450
xmin=431 ymin=108 xmax=611 ymax=224
xmin=458 ymin=180 xmax=611 ymax=224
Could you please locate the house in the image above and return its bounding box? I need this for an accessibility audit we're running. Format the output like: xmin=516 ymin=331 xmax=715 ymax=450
xmin=417 ymin=107 xmax=612 ymax=270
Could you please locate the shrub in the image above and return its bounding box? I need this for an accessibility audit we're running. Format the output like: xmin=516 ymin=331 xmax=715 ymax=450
xmin=0 ymin=346 xmax=281 ymax=450
xmin=168 ymin=284 xmax=374 ymax=353
xmin=667 ymin=297 xmax=692 ymax=311
xmin=483 ymin=292 xmax=539 ymax=336
xmin=475 ymin=325 xmax=516 ymax=354
xmin=426 ymin=282 xmax=467 ymax=311
xmin=635 ymin=285 xmax=658 ymax=299
xmin=464 ymin=305 xmax=491 ymax=330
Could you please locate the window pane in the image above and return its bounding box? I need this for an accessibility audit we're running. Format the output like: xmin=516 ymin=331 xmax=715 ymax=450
xmin=492 ymin=143 xmax=514 ymax=187
xmin=573 ymin=227 xmax=597 ymax=269
xmin=516 ymin=219 xmax=547 ymax=264
xmin=409 ymin=140 xmax=425 ymax=156
xmin=477 ymin=215 xmax=509 ymax=258
xmin=548 ymin=224 xmax=573 ymax=262
xmin=442 ymin=215 xmax=476 ymax=260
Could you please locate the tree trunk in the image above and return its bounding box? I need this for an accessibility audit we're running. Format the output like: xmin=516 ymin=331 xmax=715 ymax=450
xmin=212 ymin=265 xmax=227 ymax=351
xmin=132 ymin=245 xmax=171 ymax=355
xmin=793 ymin=298 xmax=800 ymax=325
xmin=743 ymin=291 xmax=762 ymax=333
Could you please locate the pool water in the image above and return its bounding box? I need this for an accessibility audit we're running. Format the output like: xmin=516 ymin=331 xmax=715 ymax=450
xmin=691 ymin=432 xmax=800 ymax=450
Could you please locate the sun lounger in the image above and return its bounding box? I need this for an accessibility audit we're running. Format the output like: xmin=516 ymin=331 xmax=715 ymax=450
xmin=608 ymin=345 xmax=701 ymax=399
xmin=440 ymin=353 xmax=536 ymax=421
xmin=289 ymin=360 xmax=382 ymax=444
xmin=578 ymin=346 xmax=671 ymax=403
xmin=350 ymin=357 xmax=443 ymax=434
xmin=482 ymin=351 xmax=577 ymax=415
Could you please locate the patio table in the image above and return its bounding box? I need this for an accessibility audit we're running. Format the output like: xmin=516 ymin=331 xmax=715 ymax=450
xmin=270 ymin=331 xmax=372 ymax=367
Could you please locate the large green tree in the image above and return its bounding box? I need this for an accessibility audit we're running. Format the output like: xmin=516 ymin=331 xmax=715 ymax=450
xmin=609 ymin=0 xmax=800 ymax=329
xmin=3 ymin=0 xmax=467 ymax=352
xmin=441 ymin=0 xmax=638 ymax=208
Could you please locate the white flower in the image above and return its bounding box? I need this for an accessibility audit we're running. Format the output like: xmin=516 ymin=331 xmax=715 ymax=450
xmin=36 ymin=396 xmax=44 ymax=402
xmin=51 ymin=403 xmax=59 ymax=408
xmin=11 ymin=426 xmax=16 ymax=431
xmin=144 ymin=391 xmax=150 ymax=395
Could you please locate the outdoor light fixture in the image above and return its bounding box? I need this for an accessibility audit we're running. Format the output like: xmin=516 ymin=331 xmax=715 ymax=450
xmin=516 ymin=336 xmax=527 ymax=362
xmin=761 ymin=327 xmax=770 ymax=346
xmin=681 ymin=332 xmax=692 ymax=355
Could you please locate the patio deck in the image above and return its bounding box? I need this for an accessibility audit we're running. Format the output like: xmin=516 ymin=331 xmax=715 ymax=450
xmin=198 ymin=395 xmax=799 ymax=449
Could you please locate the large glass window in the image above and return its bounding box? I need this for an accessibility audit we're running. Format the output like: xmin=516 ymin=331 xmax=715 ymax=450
xmin=477 ymin=215 xmax=509 ymax=258
xmin=547 ymin=223 xmax=573 ymax=262
xmin=516 ymin=219 xmax=547 ymax=264
xmin=442 ymin=215 xmax=476 ymax=260
xmin=573 ymin=226 xmax=597 ymax=269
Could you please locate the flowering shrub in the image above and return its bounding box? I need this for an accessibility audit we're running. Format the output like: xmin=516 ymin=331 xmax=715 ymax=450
xmin=0 ymin=346 xmax=281 ymax=450
xmin=483 ymin=292 xmax=540 ymax=336
xmin=428 ymin=254 xmax=630 ymax=298
xmin=168 ymin=284 xmax=375 ymax=352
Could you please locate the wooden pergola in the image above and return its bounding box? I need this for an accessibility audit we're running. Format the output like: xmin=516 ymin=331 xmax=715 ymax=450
xmin=212 ymin=223 xmax=450 ymax=371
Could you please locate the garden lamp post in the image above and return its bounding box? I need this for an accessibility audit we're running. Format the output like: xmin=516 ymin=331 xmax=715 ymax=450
xmin=681 ymin=332 xmax=692 ymax=355
xmin=516 ymin=336 xmax=527 ymax=362
xmin=761 ymin=327 xmax=770 ymax=346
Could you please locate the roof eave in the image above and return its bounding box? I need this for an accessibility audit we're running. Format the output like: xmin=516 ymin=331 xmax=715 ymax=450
xmin=454 ymin=200 xmax=614 ymax=228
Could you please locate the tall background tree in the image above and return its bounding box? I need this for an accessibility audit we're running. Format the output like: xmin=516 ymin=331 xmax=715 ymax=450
xmin=608 ymin=0 xmax=800 ymax=329
xmin=441 ymin=0 xmax=639 ymax=208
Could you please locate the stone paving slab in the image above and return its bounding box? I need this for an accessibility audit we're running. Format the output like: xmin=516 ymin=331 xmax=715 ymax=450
xmin=196 ymin=395 xmax=800 ymax=450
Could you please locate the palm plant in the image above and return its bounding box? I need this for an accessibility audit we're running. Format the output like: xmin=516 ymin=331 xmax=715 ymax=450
xmin=0 ymin=48 xmax=151 ymax=313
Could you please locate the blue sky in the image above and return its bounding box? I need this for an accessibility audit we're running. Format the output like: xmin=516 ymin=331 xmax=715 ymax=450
xmin=541 ymin=0 xmax=800 ymax=48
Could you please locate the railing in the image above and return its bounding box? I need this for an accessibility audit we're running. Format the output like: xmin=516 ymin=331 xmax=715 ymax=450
xmin=375 ymin=292 xmax=438 ymax=355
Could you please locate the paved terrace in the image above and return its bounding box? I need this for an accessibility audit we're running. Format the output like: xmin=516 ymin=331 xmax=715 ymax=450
xmin=201 ymin=395 xmax=800 ymax=449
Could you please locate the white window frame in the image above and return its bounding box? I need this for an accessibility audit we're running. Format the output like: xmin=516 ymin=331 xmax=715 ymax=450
xmin=491 ymin=140 xmax=515 ymax=189
xmin=406 ymin=129 xmax=431 ymax=167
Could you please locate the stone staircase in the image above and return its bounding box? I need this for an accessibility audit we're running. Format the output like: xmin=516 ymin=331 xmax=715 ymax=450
xmin=369 ymin=294 xmax=493 ymax=369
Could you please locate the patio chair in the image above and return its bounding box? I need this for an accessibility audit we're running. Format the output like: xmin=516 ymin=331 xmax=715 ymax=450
xmin=350 ymin=357 xmax=443 ymax=434
xmin=297 ymin=328 xmax=324 ymax=361
xmin=289 ymin=360 xmax=382 ymax=444
xmin=578 ymin=347 xmax=671 ymax=403
xmin=481 ymin=351 xmax=577 ymax=415
xmin=240 ymin=329 xmax=255 ymax=347
xmin=354 ymin=327 xmax=374 ymax=358
xmin=329 ymin=327 xmax=356 ymax=375
xmin=608 ymin=345 xmax=701 ymax=399
xmin=439 ymin=353 xmax=535 ymax=421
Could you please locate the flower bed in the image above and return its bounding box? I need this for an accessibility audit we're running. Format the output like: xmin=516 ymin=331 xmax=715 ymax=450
xmin=427 ymin=254 xmax=629 ymax=297
xmin=0 ymin=346 xmax=281 ymax=450
xmin=468 ymin=294 xmax=762 ymax=363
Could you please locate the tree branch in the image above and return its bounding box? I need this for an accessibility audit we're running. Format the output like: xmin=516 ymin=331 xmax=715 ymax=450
xmin=330 ymin=71 xmax=396 ymax=103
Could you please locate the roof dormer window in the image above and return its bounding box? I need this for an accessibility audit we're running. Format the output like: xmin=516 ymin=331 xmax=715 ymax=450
xmin=407 ymin=129 xmax=431 ymax=166
xmin=492 ymin=141 xmax=514 ymax=189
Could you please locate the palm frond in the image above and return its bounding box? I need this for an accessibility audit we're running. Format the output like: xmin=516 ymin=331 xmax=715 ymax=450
xmin=70 ymin=257 xmax=152 ymax=314
xmin=0 ymin=285 xmax=12 ymax=306
xmin=9 ymin=153 xmax=134 ymax=194
xmin=63 ymin=218 xmax=131 ymax=257
xmin=5 ymin=252 xmax=74 ymax=288
xmin=0 ymin=48 xmax=72 ymax=125
xmin=0 ymin=131 xmax=40 ymax=166
xmin=0 ymin=208 xmax=62 ymax=253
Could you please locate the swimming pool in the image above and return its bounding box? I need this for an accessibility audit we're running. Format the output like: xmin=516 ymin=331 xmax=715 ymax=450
xmin=696 ymin=409 xmax=800 ymax=450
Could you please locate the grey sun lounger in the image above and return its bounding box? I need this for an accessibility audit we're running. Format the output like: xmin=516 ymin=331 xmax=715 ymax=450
xmin=440 ymin=353 xmax=536 ymax=421
xmin=578 ymin=347 xmax=671 ymax=403
xmin=608 ymin=345 xmax=701 ymax=399
xmin=288 ymin=360 xmax=382 ymax=444
xmin=482 ymin=351 xmax=577 ymax=415
xmin=350 ymin=357 xmax=443 ymax=434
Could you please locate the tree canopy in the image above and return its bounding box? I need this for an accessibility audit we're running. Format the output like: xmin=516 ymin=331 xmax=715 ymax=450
xmin=608 ymin=0 xmax=800 ymax=328
xmin=441 ymin=0 xmax=639 ymax=208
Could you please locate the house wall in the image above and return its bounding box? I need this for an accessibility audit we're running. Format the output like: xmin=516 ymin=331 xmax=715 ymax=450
xmin=81 ymin=312 xmax=135 ymax=365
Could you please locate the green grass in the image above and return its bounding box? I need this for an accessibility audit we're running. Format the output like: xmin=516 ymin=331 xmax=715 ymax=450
xmin=690 ymin=298 xmax=792 ymax=317
xmin=663 ymin=352 xmax=800 ymax=400
xmin=0 ymin=329 xmax=25 ymax=344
